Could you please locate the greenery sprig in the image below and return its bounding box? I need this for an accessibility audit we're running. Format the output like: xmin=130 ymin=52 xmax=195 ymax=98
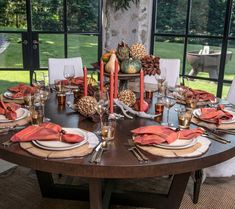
xmin=111 ymin=0 xmax=140 ymax=11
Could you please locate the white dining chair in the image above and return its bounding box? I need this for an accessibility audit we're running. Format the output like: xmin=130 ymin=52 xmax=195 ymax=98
xmin=204 ymin=78 xmax=235 ymax=177
xmin=144 ymin=58 xmax=180 ymax=87
xmin=48 ymin=57 xmax=83 ymax=84
xmin=227 ymin=78 xmax=235 ymax=105
xmin=193 ymin=79 xmax=235 ymax=204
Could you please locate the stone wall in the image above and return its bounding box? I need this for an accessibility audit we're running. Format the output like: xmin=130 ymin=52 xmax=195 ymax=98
xmin=102 ymin=0 xmax=153 ymax=53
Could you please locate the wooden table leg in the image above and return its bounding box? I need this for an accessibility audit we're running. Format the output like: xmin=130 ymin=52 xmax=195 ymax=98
xmin=193 ymin=169 xmax=203 ymax=204
xmin=89 ymin=178 xmax=102 ymax=209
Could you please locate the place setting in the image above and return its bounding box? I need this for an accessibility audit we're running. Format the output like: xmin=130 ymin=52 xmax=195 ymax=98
xmin=5 ymin=122 xmax=99 ymax=159
xmin=129 ymin=125 xmax=211 ymax=158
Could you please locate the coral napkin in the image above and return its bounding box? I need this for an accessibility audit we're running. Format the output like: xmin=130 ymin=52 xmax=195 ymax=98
xmin=59 ymin=77 xmax=84 ymax=86
xmin=8 ymin=84 xmax=36 ymax=98
xmin=0 ymin=101 xmax=21 ymax=120
xmin=131 ymin=126 xmax=204 ymax=145
xmin=11 ymin=122 xmax=84 ymax=143
xmin=185 ymin=88 xmax=215 ymax=101
xmin=199 ymin=106 xmax=233 ymax=124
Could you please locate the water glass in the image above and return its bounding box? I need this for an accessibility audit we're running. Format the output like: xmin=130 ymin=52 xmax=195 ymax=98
xmin=178 ymin=110 xmax=192 ymax=129
xmin=30 ymin=103 xmax=44 ymax=125
xmin=101 ymin=120 xmax=116 ymax=144
xmin=154 ymin=98 xmax=164 ymax=123
xmin=57 ymin=92 xmax=66 ymax=106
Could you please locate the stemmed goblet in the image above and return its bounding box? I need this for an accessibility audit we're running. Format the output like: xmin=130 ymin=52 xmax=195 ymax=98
xmin=155 ymin=74 xmax=167 ymax=97
xmin=32 ymin=72 xmax=46 ymax=91
xmin=63 ymin=65 xmax=75 ymax=97
xmin=162 ymin=97 xmax=176 ymax=127
xmin=94 ymin=91 xmax=109 ymax=134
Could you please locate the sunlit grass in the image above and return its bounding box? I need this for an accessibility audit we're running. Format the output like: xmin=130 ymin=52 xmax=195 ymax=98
xmin=0 ymin=35 xmax=234 ymax=97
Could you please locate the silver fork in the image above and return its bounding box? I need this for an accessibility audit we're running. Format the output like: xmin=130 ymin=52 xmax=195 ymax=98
xmin=128 ymin=138 xmax=149 ymax=162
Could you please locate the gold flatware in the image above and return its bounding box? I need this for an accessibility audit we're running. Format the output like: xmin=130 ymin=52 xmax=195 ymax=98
xmin=128 ymin=147 xmax=144 ymax=163
xmin=208 ymin=131 xmax=231 ymax=143
xmin=89 ymin=142 xmax=102 ymax=163
xmin=2 ymin=139 xmax=13 ymax=147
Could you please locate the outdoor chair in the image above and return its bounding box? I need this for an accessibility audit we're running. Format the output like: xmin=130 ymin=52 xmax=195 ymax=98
xmin=48 ymin=57 xmax=83 ymax=85
xmin=144 ymin=58 xmax=180 ymax=87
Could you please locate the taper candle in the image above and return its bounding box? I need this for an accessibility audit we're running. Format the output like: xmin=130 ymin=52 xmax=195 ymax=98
xmin=140 ymin=69 xmax=144 ymax=112
xmin=110 ymin=72 xmax=114 ymax=113
xmin=114 ymin=59 xmax=119 ymax=98
xmin=100 ymin=60 xmax=104 ymax=93
xmin=83 ymin=66 xmax=88 ymax=96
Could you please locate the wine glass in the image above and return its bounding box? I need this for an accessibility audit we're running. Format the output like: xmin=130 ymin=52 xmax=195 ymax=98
xmin=155 ymin=73 xmax=167 ymax=97
xmin=94 ymin=91 xmax=109 ymax=134
xmin=32 ymin=72 xmax=46 ymax=91
xmin=162 ymin=97 xmax=176 ymax=127
xmin=39 ymin=88 xmax=51 ymax=122
xmin=63 ymin=65 xmax=75 ymax=96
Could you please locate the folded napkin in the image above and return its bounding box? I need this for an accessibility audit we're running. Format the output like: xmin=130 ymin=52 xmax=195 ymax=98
xmin=185 ymin=88 xmax=215 ymax=101
xmin=11 ymin=122 xmax=84 ymax=143
xmin=131 ymin=126 xmax=204 ymax=145
xmin=8 ymin=84 xmax=36 ymax=98
xmin=59 ymin=77 xmax=84 ymax=86
xmin=0 ymin=101 xmax=21 ymax=120
xmin=199 ymin=105 xmax=233 ymax=124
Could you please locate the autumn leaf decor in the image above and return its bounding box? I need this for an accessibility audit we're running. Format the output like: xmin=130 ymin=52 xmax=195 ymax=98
xmin=111 ymin=0 xmax=140 ymax=11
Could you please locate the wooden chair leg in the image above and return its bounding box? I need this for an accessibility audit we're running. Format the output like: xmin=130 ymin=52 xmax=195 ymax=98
xmin=193 ymin=169 xmax=203 ymax=204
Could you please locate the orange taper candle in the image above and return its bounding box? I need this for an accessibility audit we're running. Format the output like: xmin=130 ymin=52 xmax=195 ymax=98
xmin=110 ymin=71 xmax=114 ymax=113
xmin=100 ymin=60 xmax=104 ymax=93
xmin=83 ymin=66 xmax=88 ymax=96
xmin=140 ymin=69 xmax=144 ymax=111
xmin=114 ymin=59 xmax=119 ymax=98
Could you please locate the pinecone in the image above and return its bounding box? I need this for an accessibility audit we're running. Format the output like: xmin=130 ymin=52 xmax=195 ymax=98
xmin=118 ymin=89 xmax=136 ymax=107
xmin=116 ymin=41 xmax=130 ymax=62
xmin=130 ymin=43 xmax=147 ymax=59
xmin=141 ymin=55 xmax=161 ymax=76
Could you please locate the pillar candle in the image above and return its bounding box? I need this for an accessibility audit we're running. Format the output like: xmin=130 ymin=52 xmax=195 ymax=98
xmin=140 ymin=69 xmax=144 ymax=112
xmin=110 ymin=72 xmax=114 ymax=114
xmin=83 ymin=66 xmax=88 ymax=96
xmin=100 ymin=60 xmax=104 ymax=93
xmin=114 ymin=59 xmax=119 ymax=98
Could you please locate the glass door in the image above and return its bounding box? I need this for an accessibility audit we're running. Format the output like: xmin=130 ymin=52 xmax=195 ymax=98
xmin=0 ymin=0 xmax=102 ymax=93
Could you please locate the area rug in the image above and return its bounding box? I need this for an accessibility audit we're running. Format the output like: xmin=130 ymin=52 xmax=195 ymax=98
xmin=0 ymin=166 xmax=235 ymax=209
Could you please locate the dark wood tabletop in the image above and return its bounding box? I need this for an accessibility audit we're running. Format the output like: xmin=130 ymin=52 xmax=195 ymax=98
xmin=0 ymin=94 xmax=234 ymax=209
xmin=0 ymin=94 xmax=234 ymax=178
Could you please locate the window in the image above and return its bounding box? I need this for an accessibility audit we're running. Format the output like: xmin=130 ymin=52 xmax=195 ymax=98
xmin=0 ymin=0 xmax=102 ymax=92
xmin=151 ymin=0 xmax=235 ymax=98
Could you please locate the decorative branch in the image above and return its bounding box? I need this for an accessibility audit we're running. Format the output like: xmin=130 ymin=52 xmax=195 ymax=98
xmin=111 ymin=0 xmax=140 ymax=11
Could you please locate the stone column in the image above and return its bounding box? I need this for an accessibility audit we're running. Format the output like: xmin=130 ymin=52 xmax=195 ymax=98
xmin=102 ymin=0 xmax=153 ymax=54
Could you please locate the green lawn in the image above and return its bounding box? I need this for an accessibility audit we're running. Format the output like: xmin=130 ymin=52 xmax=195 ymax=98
xmin=0 ymin=34 xmax=235 ymax=98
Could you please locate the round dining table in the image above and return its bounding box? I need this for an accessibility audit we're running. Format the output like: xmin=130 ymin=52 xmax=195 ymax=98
xmin=0 ymin=94 xmax=235 ymax=209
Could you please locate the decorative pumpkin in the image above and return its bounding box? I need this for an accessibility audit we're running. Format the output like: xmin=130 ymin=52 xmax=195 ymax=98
xmin=121 ymin=58 xmax=141 ymax=74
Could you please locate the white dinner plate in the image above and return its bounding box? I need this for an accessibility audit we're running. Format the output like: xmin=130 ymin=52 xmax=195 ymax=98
xmin=32 ymin=128 xmax=88 ymax=151
xmin=154 ymin=138 xmax=198 ymax=150
xmin=0 ymin=108 xmax=29 ymax=123
xmin=192 ymin=108 xmax=235 ymax=124
xmin=3 ymin=91 xmax=23 ymax=100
